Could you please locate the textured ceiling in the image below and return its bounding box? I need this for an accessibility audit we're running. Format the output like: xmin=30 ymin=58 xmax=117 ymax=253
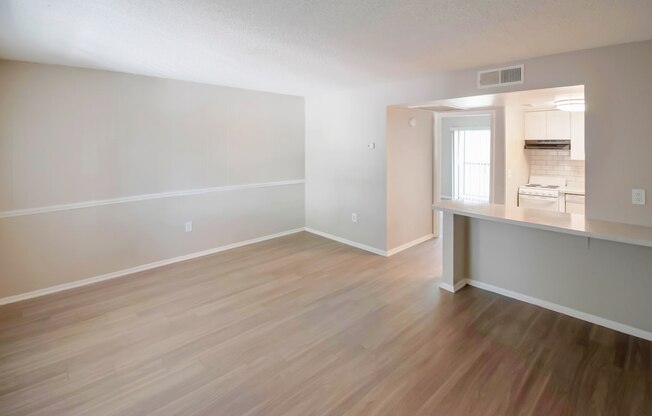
xmin=0 ymin=0 xmax=651 ymax=96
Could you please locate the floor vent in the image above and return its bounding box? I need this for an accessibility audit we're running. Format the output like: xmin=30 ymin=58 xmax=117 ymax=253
xmin=477 ymin=64 xmax=524 ymax=88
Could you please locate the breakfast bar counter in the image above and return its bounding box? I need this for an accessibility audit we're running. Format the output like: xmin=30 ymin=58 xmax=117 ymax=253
xmin=433 ymin=199 xmax=652 ymax=248
xmin=432 ymin=200 xmax=652 ymax=340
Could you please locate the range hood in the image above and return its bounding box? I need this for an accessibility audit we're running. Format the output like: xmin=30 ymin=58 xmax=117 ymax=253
xmin=524 ymin=140 xmax=571 ymax=150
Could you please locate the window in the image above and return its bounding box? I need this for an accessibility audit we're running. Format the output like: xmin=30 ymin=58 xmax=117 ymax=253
xmin=452 ymin=128 xmax=491 ymax=202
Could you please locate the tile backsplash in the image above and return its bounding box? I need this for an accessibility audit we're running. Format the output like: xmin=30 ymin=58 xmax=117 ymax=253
xmin=527 ymin=149 xmax=584 ymax=182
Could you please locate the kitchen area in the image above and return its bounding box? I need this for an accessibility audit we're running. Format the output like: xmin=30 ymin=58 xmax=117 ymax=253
xmin=397 ymin=74 xmax=652 ymax=347
xmin=393 ymin=84 xmax=587 ymax=221
xmin=518 ymin=98 xmax=585 ymax=215
xmin=431 ymin=83 xmax=651 ymax=341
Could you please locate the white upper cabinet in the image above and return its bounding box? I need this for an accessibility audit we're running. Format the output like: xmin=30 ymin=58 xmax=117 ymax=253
xmin=524 ymin=111 xmax=547 ymax=139
xmin=545 ymin=110 xmax=571 ymax=139
xmin=570 ymin=111 xmax=585 ymax=160
xmin=524 ymin=110 xmax=585 ymax=160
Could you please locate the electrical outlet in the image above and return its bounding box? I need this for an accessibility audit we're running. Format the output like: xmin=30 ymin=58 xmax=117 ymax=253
xmin=351 ymin=213 xmax=357 ymax=223
xmin=185 ymin=221 xmax=193 ymax=232
xmin=632 ymin=189 xmax=646 ymax=205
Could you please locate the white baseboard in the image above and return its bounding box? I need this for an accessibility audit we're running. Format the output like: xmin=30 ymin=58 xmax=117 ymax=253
xmin=439 ymin=283 xmax=455 ymax=293
xmin=439 ymin=279 xmax=468 ymax=293
xmin=386 ymin=234 xmax=434 ymax=256
xmin=304 ymin=227 xmax=387 ymax=256
xmin=464 ymin=279 xmax=652 ymax=342
xmin=0 ymin=227 xmax=306 ymax=306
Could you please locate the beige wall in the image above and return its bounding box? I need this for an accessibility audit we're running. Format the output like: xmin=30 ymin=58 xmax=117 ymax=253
xmin=504 ymin=105 xmax=529 ymax=208
xmin=0 ymin=60 xmax=305 ymax=298
xmin=0 ymin=61 xmax=304 ymax=210
xmin=306 ymin=40 xmax=652 ymax=251
xmin=386 ymin=108 xmax=433 ymax=250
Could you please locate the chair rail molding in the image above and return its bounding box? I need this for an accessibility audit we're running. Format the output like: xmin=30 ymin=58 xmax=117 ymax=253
xmin=0 ymin=179 xmax=305 ymax=219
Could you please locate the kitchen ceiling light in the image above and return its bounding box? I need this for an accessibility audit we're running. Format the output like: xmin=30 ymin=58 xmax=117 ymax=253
xmin=554 ymin=98 xmax=585 ymax=112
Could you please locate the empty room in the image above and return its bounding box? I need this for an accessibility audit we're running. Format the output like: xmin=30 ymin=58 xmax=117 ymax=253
xmin=1 ymin=1 xmax=651 ymax=415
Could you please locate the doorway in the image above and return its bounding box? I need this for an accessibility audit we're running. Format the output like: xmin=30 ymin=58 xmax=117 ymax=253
xmin=432 ymin=111 xmax=495 ymax=235
xmin=451 ymin=127 xmax=492 ymax=202
xmin=435 ymin=111 xmax=495 ymax=201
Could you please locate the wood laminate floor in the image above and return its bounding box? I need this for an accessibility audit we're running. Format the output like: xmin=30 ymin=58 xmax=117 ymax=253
xmin=0 ymin=232 xmax=650 ymax=415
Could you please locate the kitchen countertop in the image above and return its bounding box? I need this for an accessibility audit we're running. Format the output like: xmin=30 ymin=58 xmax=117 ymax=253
xmin=433 ymin=200 xmax=652 ymax=248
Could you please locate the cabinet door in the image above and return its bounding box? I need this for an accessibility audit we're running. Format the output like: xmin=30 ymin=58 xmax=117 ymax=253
xmin=546 ymin=110 xmax=571 ymax=139
xmin=565 ymin=194 xmax=585 ymax=214
xmin=570 ymin=112 xmax=585 ymax=160
xmin=524 ymin=111 xmax=546 ymax=139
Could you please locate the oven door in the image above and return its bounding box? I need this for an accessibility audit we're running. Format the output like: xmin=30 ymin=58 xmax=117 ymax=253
xmin=518 ymin=194 xmax=560 ymax=212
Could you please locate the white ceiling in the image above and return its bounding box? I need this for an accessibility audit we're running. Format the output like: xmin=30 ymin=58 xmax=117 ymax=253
xmin=0 ymin=0 xmax=650 ymax=96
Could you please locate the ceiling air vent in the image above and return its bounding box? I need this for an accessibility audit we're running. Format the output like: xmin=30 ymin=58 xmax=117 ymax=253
xmin=477 ymin=64 xmax=524 ymax=88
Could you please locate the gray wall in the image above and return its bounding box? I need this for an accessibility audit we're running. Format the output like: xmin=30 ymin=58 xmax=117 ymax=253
xmin=439 ymin=114 xmax=492 ymax=199
xmin=0 ymin=60 xmax=305 ymax=298
xmin=387 ymin=108 xmax=433 ymax=250
xmin=306 ymin=40 xmax=652 ymax=251
xmin=467 ymin=218 xmax=652 ymax=333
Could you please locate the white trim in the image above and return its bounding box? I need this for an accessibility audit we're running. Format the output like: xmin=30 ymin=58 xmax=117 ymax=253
xmin=0 ymin=179 xmax=305 ymax=219
xmin=432 ymin=115 xmax=439 ymax=238
xmin=464 ymin=279 xmax=652 ymax=341
xmin=386 ymin=234 xmax=434 ymax=256
xmin=439 ymin=279 xmax=468 ymax=293
xmin=439 ymin=283 xmax=455 ymax=293
xmin=0 ymin=228 xmax=305 ymax=305
xmin=449 ymin=126 xmax=490 ymax=131
xmin=304 ymin=228 xmax=387 ymax=256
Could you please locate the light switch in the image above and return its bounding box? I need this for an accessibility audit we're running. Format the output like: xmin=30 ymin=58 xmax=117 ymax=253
xmin=632 ymin=189 xmax=646 ymax=205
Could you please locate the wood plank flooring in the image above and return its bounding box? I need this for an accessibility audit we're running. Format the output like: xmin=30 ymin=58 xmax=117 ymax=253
xmin=0 ymin=231 xmax=650 ymax=415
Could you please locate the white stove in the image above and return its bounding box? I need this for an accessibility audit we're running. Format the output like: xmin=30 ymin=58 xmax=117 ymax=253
xmin=518 ymin=176 xmax=566 ymax=212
